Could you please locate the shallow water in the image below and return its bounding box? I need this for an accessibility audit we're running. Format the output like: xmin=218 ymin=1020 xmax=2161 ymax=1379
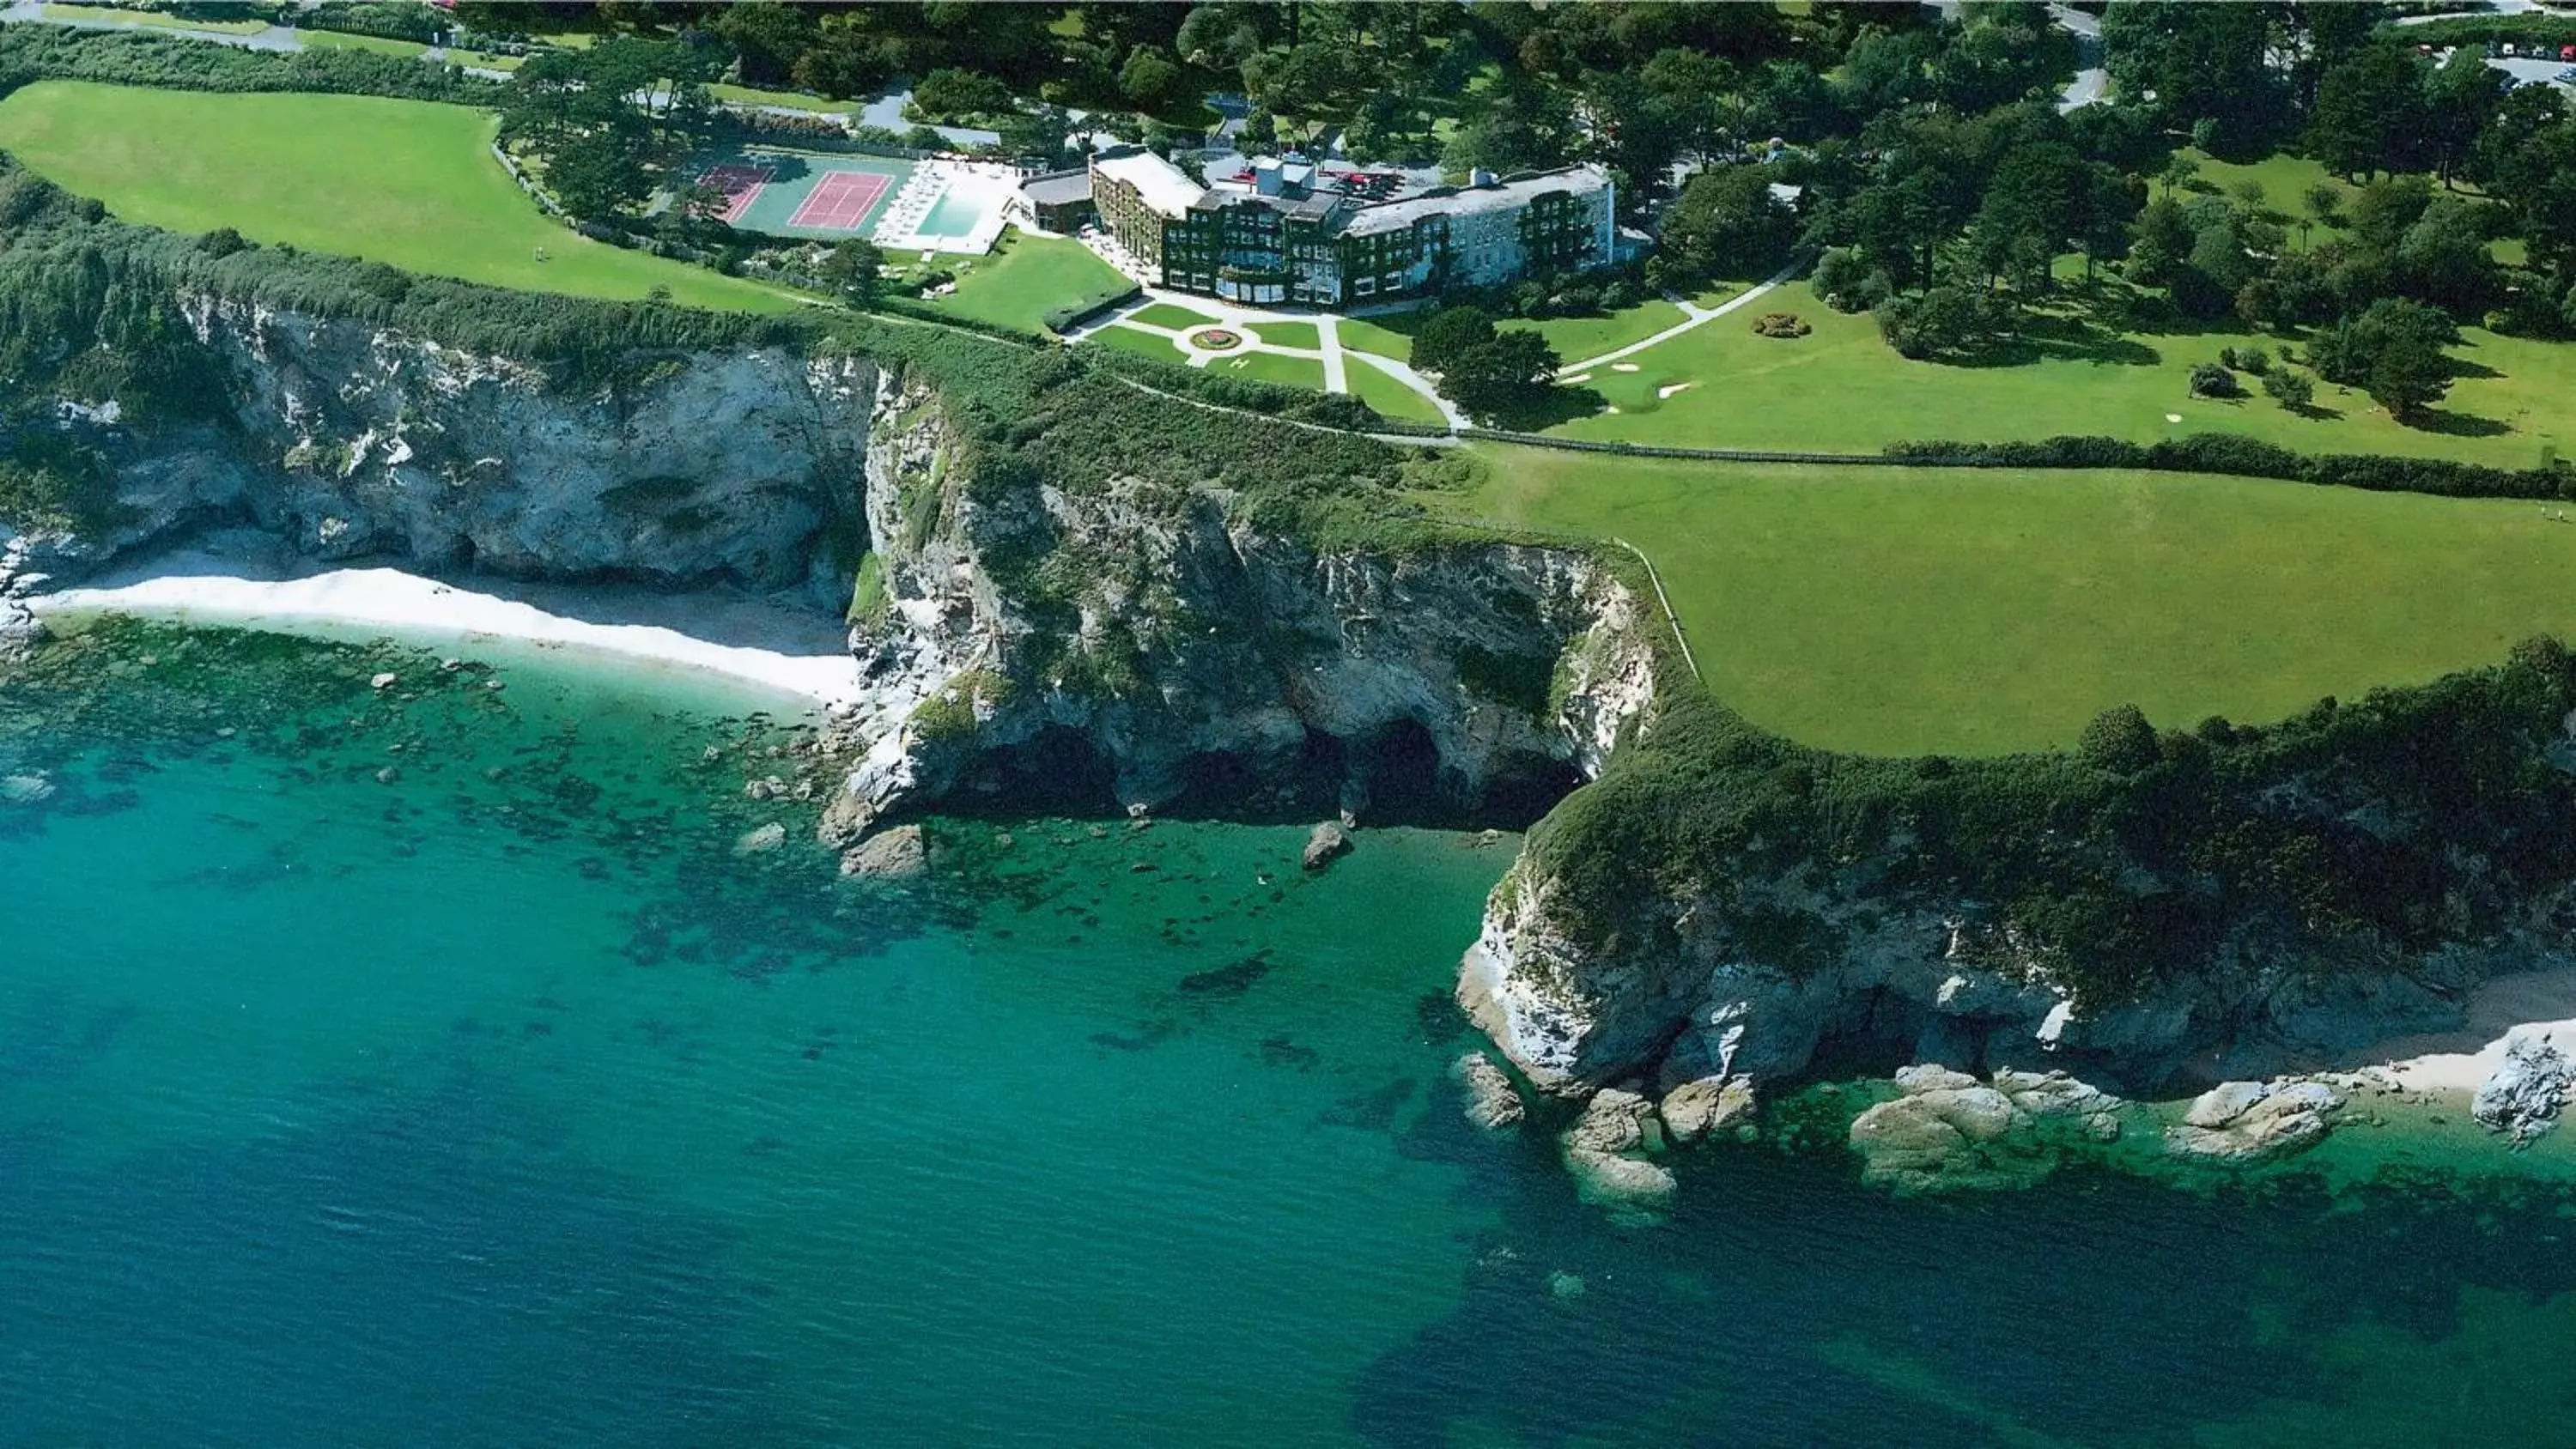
xmin=4 ymin=623 xmax=2575 ymax=1448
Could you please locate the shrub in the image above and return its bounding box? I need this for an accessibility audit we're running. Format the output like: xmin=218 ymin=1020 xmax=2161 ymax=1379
xmin=2261 ymin=368 xmax=2316 ymax=410
xmin=1880 ymin=433 xmax=2574 ymax=500
xmin=1750 ymin=312 xmax=1811 ymax=338
xmin=2188 ymin=361 xmax=2243 ymax=397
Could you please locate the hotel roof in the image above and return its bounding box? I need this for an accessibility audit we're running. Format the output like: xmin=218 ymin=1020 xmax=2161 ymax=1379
xmin=1092 ymin=148 xmax=1206 ymax=218
xmin=1340 ymin=164 xmax=1612 ymax=237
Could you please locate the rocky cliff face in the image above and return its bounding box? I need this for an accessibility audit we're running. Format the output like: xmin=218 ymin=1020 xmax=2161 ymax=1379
xmin=13 ymin=296 xmax=880 ymax=600
xmin=1461 ymin=803 xmax=2576 ymax=1103
xmin=817 ymin=389 xmax=1658 ymax=848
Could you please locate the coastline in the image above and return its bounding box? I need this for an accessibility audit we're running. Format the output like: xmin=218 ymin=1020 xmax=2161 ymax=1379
xmin=23 ymin=552 xmax=863 ymax=712
xmin=2353 ymin=967 xmax=2576 ymax=1096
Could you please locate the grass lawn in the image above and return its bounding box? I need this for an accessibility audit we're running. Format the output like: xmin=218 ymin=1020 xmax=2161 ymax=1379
xmin=924 ymin=227 xmax=1132 ymax=335
xmin=1216 ymin=352 xmax=1327 ymax=389
xmin=1128 ymin=300 xmax=1220 ymax=330
xmin=1250 ymin=319 xmax=1321 ymax=351
xmin=1531 ymin=299 xmax=1692 ymax=362
xmin=0 ymin=82 xmax=797 ymax=312
xmin=1340 ymin=313 xmax=1420 ymax=361
xmin=1345 ymin=359 xmax=1448 ymax=425
xmin=449 ymin=48 xmax=526 ymax=71
xmin=1551 ymin=279 xmax=2573 ymax=471
xmin=43 ymin=3 xmax=264 ymax=32
xmin=295 ymin=28 xmax=427 ymax=58
xmin=1088 ymin=324 xmax=1187 ymax=361
xmin=1453 ymin=446 xmax=2576 ymax=755
xmin=708 ymin=82 xmax=852 ymax=113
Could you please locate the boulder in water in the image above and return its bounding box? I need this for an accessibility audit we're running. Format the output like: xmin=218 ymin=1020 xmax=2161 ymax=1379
xmin=734 ymin=821 xmax=788 ymax=856
xmin=1302 ymin=822 xmax=1352 ymax=871
xmin=2165 ymin=1079 xmax=2342 ymax=1162
xmin=841 ymin=822 xmax=927 ymax=880
xmin=1561 ymin=1088 xmax=1676 ymax=1208
xmin=1659 ymin=1076 xmax=1757 ymax=1145
xmin=1451 ymin=1052 xmax=1527 ymax=1130
xmin=1 ymin=772 xmax=54 ymax=805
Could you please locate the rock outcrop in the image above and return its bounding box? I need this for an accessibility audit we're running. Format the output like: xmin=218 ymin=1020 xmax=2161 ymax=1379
xmin=840 ymin=822 xmax=928 ymax=881
xmin=1560 ymin=1088 xmax=1676 ymax=1209
xmin=1302 ymin=822 xmax=1352 ymax=871
xmin=2164 ymin=1079 xmax=2342 ymax=1162
xmin=1845 ymin=1064 xmax=2129 ymax=1191
xmin=1658 ymin=1075 xmax=1756 ymax=1145
xmin=1450 ymin=1052 xmax=1527 ymax=1131
xmin=2472 ymin=1031 xmax=2575 ymax=1142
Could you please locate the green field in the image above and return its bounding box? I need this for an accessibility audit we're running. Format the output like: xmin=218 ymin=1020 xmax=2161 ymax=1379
xmin=43 ymin=3 xmax=264 ymax=33
xmin=1089 ymin=324 xmax=1187 ymax=361
xmin=1547 ymin=279 xmax=2573 ymax=471
xmin=1339 ymin=314 xmax=1419 ymax=361
xmin=448 ymin=47 xmax=526 ymax=71
xmin=708 ymin=82 xmax=853 ymax=114
xmin=1216 ymin=352 xmax=1327 ymax=389
xmin=1344 ymin=359 xmax=1447 ymax=425
xmin=925 ymin=228 xmax=1131 ymax=334
xmin=0 ymin=82 xmax=797 ymax=312
xmin=294 ymin=28 xmax=427 ymax=58
xmin=1455 ymin=446 xmax=2576 ymax=755
xmin=1249 ymin=319 xmax=1321 ymax=351
xmin=1128 ymin=301 xmax=1219 ymax=330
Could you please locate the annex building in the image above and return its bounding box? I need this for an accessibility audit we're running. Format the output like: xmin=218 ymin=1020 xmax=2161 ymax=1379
xmin=1076 ymin=147 xmax=1617 ymax=308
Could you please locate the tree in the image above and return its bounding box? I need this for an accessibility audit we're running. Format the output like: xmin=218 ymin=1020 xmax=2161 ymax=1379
xmin=1874 ymin=284 xmax=1993 ymax=359
xmin=1410 ymin=306 xmax=1498 ymax=377
xmin=1660 ymin=164 xmax=1795 ymax=281
xmin=2261 ymin=368 xmax=2316 ymax=410
xmin=913 ymin=67 xmax=1014 ymax=121
xmin=817 ymin=237 xmax=884 ymax=305
xmin=1117 ymin=44 xmax=1187 ymax=114
xmin=708 ymin=0 xmax=816 ymax=86
xmin=1439 ymin=329 xmax=1562 ymax=421
xmin=2078 ymin=704 xmax=2160 ymax=774
xmin=2100 ymin=0 xmax=2284 ymax=156
xmin=2311 ymin=296 xmax=2456 ymax=421
xmin=2307 ymin=44 xmax=2428 ymax=181
xmin=2421 ymin=46 xmax=2508 ymax=188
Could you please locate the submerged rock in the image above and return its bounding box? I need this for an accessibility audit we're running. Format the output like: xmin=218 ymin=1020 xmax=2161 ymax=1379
xmin=734 ymin=821 xmax=787 ymax=856
xmin=1451 ymin=1052 xmax=1527 ymax=1131
xmin=2165 ymin=1079 xmax=2342 ymax=1162
xmin=1 ymin=771 xmax=54 ymax=805
xmin=1659 ymin=1076 xmax=1757 ymax=1145
xmin=2472 ymin=1031 xmax=2575 ymax=1143
xmin=0 ymin=596 xmax=43 ymax=664
xmin=840 ymin=822 xmax=927 ymax=881
xmin=1302 ymin=822 xmax=1352 ymax=871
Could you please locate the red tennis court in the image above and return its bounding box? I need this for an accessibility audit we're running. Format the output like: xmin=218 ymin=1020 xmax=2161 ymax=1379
xmin=697 ymin=164 xmax=773 ymax=224
xmin=788 ymin=170 xmax=890 ymax=231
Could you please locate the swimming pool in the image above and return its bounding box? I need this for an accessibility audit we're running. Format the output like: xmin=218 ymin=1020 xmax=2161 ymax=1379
xmin=916 ymin=188 xmax=987 ymax=239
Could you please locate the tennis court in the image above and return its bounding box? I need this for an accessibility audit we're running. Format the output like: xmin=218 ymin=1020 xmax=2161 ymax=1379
xmin=696 ymin=163 xmax=772 ymax=224
xmin=788 ymin=170 xmax=890 ymax=231
xmin=706 ymin=147 xmax=914 ymax=239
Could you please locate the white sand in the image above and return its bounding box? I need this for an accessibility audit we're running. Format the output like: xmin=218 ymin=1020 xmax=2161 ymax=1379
xmin=29 ymin=566 xmax=863 ymax=709
xmin=2354 ymin=968 xmax=2576 ymax=1093
xmin=1657 ymin=382 xmax=1695 ymax=400
xmin=1611 ymin=363 xmax=1641 ymax=373
xmin=1561 ymin=373 xmax=1593 ymax=385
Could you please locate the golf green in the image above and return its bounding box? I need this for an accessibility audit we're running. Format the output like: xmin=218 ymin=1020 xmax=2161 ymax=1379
xmin=0 ymin=81 xmax=797 ymax=312
xmin=1457 ymin=446 xmax=2576 ymax=755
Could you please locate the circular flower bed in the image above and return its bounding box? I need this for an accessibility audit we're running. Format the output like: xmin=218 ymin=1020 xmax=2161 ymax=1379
xmin=1190 ymin=328 xmax=1243 ymax=351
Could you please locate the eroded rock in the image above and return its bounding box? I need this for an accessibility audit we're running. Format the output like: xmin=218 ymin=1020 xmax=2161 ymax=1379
xmin=1303 ymin=822 xmax=1352 ymax=871
xmin=734 ymin=821 xmax=787 ymax=856
xmin=2165 ymin=1079 xmax=2342 ymax=1162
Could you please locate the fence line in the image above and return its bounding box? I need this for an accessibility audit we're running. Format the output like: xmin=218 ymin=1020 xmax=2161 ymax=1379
xmin=1607 ymin=537 xmax=1701 ymax=686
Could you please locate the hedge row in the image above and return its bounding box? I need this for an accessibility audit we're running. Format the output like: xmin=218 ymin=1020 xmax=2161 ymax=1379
xmin=1041 ymin=283 xmax=1143 ymax=335
xmin=0 ymin=21 xmax=496 ymax=103
xmin=1884 ymin=433 xmax=2575 ymax=500
xmin=1461 ymin=428 xmax=1888 ymax=464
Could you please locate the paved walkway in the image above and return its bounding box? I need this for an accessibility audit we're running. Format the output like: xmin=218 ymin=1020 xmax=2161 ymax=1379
xmin=1065 ymin=280 xmax=1467 ymax=428
xmin=1556 ymin=260 xmax=1803 ymax=377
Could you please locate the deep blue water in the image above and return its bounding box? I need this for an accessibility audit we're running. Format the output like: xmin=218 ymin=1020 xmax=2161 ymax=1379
xmin=4 ymin=621 xmax=2576 ymax=1448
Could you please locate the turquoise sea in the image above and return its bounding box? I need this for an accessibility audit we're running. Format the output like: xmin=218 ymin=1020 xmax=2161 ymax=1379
xmin=6 ymin=621 xmax=2576 ymax=1448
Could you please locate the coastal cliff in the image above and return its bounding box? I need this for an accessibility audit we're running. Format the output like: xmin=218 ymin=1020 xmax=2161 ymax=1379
xmin=8 ymin=297 xmax=877 ymax=600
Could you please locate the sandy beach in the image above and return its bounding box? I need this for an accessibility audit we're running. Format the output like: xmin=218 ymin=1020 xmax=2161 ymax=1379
xmin=2345 ymin=967 xmax=2576 ymax=1094
xmin=25 ymin=554 xmax=863 ymax=710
